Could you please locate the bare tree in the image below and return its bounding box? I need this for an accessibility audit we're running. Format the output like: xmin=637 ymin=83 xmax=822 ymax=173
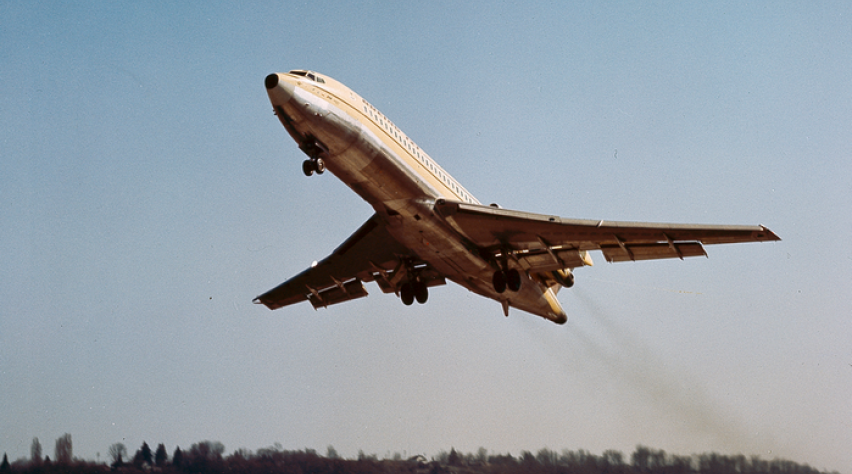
xmin=476 ymin=447 xmax=488 ymax=465
xmin=326 ymin=445 xmax=339 ymax=459
xmin=30 ymin=438 xmax=42 ymax=465
xmin=188 ymin=440 xmax=224 ymax=462
xmin=632 ymin=445 xmax=651 ymax=473
xmin=186 ymin=440 xmax=224 ymax=470
xmin=54 ymin=433 xmax=72 ymax=464
xmin=536 ymin=448 xmax=558 ymax=466
xmin=669 ymin=455 xmax=694 ymax=474
xmin=602 ymin=450 xmax=624 ymax=467
xmin=649 ymin=448 xmax=667 ymax=472
xmin=108 ymin=443 xmax=127 ymax=467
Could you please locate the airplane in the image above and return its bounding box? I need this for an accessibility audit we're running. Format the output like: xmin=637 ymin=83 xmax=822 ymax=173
xmin=254 ymin=70 xmax=780 ymax=324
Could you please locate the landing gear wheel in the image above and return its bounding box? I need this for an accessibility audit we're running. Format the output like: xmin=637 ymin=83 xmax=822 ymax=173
xmin=400 ymin=282 xmax=414 ymax=306
xmin=302 ymin=160 xmax=314 ymax=176
xmin=302 ymin=158 xmax=325 ymax=176
xmin=492 ymin=270 xmax=507 ymax=294
xmin=506 ymin=268 xmax=522 ymax=292
xmin=414 ymin=281 xmax=429 ymax=304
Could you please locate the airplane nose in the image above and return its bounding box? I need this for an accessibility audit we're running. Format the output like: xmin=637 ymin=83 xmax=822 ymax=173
xmin=265 ymin=73 xmax=295 ymax=104
xmin=265 ymin=73 xmax=280 ymax=90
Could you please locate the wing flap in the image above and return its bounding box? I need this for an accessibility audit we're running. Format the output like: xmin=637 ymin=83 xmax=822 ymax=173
xmin=307 ymin=278 xmax=369 ymax=308
xmin=601 ymin=241 xmax=707 ymax=262
xmin=515 ymin=248 xmax=594 ymax=272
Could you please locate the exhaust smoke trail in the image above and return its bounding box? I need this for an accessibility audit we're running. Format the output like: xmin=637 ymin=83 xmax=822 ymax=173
xmin=569 ymin=289 xmax=767 ymax=454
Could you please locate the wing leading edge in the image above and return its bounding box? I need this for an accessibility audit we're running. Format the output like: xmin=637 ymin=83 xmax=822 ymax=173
xmin=434 ymin=199 xmax=780 ymax=266
xmin=253 ymin=213 xmax=416 ymax=310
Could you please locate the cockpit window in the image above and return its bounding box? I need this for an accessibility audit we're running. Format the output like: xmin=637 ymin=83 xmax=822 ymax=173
xmin=288 ymin=70 xmax=325 ymax=83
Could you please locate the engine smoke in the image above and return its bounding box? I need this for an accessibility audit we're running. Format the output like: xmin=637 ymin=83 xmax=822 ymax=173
xmin=569 ymin=289 xmax=764 ymax=454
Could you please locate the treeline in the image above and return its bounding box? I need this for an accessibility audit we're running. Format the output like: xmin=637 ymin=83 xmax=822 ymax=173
xmin=1 ymin=440 xmax=839 ymax=474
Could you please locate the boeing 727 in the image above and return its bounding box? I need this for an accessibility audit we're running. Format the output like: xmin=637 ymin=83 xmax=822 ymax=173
xmin=254 ymin=70 xmax=780 ymax=324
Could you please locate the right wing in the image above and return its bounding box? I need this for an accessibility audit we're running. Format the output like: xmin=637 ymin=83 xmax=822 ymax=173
xmin=434 ymin=200 xmax=780 ymax=275
xmin=254 ymin=213 xmax=426 ymax=310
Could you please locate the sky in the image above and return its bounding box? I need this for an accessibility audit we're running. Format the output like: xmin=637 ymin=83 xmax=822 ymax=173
xmin=1 ymin=1 xmax=849 ymax=471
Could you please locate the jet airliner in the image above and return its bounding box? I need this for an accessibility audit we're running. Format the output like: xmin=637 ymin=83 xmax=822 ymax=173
xmin=254 ymin=70 xmax=780 ymax=324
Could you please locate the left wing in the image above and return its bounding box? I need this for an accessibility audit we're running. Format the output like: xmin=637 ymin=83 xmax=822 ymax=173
xmin=434 ymin=200 xmax=780 ymax=273
xmin=254 ymin=213 xmax=419 ymax=310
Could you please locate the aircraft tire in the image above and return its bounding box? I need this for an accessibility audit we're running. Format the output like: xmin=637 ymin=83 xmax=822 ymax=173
xmin=414 ymin=281 xmax=428 ymax=304
xmin=400 ymin=283 xmax=415 ymax=306
xmin=492 ymin=270 xmax=507 ymax=294
xmin=314 ymin=158 xmax=325 ymax=174
xmin=506 ymin=269 xmax=522 ymax=292
xmin=302 ymin=160 xmax=314 ymax=176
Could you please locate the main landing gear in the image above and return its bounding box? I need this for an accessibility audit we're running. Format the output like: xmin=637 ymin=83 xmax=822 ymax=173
xmin=302 ymin=157 xmax=325 ymax=176
xmin=492 ymin=268 xmax=522 ymax=294
xmin=492 ymin=245 xmax=522 ymax=294
xmin=400 ymin=280 xmax=428 ymax=306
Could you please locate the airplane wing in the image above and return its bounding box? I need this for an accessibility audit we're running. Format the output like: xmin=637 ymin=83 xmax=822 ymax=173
xmin=253 ymin=213 xmax=419 ymax=310
xmin=434 ymin=200 xmax=780 ymax=272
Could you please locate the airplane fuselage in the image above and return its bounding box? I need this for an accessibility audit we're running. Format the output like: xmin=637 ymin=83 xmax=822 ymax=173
xmin=264 ymin=71 xmax=568 ymax=322
xmin=258 ymin=70 xmax=779 ymax=323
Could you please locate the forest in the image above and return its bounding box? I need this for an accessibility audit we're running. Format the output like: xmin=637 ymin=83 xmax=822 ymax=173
xmin=1 ymin=436 xmax=839 ymax=474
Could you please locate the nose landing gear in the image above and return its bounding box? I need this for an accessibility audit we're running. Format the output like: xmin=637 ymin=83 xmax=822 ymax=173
xmin=302 ymin=157 xmax=325 ymax=176
xmin=299 ymin=136 xmax=328 ymax=176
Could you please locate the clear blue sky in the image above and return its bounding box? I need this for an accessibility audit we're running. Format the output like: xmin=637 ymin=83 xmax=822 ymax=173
xmin=1 ymin=1 xmax=849 ymax=471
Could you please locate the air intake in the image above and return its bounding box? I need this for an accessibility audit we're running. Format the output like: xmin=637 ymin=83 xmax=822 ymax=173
xmin=264 ymin=73 xmax=279 ymax=90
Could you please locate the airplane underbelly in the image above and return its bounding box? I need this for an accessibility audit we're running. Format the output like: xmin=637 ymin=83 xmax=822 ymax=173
xmin=329 ymin=128 xmax=438 ymax=211
xmin=279 ymin=85 xmax=440 ymax=211
xmin=391 ymin=214 xmax=566 ymax=321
